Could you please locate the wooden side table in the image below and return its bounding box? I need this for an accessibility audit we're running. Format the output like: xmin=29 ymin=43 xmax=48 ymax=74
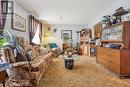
xmin=0 ymin=70 xmax=6 ymax=87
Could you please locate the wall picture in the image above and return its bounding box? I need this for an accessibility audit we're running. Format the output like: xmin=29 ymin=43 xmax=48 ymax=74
xmin=61 ymin=30 xmax=72 ymax=39
xmin=12 ymin=14 xmax=26 ymax=32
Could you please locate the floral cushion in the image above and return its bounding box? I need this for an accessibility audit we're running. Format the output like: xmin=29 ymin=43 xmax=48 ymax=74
xmin=15 ymin=45 xmax=28 ymax=62
xmin=6 ymin=79 xmax=34 ymax=87
xmin=40 ymin=47 xmax=48 ymax=55
xmin=26 ymin=48 xmax=35 ymax=61
xmin=6 ymin=62 xmax=35 ymax=87
xmin=33 ymin=46 xmax=40 ymax=57
xmin=24 ymin=45 xmax=36 ymax=60
xmin=6 ymin=48 xmax=16 ymax=63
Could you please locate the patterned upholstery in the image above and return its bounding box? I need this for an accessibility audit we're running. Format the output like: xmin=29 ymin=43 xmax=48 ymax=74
xmin=0 ymin=37 xmax=53 ymax=86
xmin=24 ymin=45 xmax=36 ymax=60
xmin=51 ymin=48 xmax=61 ymax=57
xmin=5 ymin=61 xmax=35 ymax=87
xmin=33 ymin=46 xmax=41 ymax=57
xmin=5 ymin=45 xmax=52 ymax=87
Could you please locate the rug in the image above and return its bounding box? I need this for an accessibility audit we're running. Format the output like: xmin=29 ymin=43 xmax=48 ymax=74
xmin=37 ymin=56 xmax=130 ymax=87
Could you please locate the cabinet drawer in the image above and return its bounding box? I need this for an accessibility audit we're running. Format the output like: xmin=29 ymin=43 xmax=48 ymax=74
xmin=99 ymin=58 xmax=120 ymax=73
xmin=109 ymin=62 xmax=120 ymax=73
xmin=102 ymin=54 xmax=120 ymax=65
xmin=98 ymin=48 xmax=120 ymax=65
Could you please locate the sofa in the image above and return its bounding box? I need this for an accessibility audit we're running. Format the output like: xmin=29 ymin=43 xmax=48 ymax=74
xmin=1 ymin=45 xmax=52 ymax=87
xmin=0 ymin=36 xmax=53 ymax=87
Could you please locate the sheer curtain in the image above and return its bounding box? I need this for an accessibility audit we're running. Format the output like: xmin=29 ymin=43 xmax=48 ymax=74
xmin=29 ymin=15 xmax=42 ymax=45
xmin=32 ymin=24 xmax=40 ymax=44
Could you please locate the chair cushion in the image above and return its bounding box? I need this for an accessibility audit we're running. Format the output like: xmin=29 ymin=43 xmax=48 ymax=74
xmin=49 ymin=43 xmax=58 ymax=48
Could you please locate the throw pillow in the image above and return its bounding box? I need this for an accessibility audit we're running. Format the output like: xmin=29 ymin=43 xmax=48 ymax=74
xmin=26 ymin=48 xmax=35 ymax=61
xmin=6 ymin=48 xmax=16 ymax=63
xmin=40 ymin=47 xmax=48 ymax=55
xmin=15 ymin=46 xmax=28 ymax=62
xmin=49 ymin=43 xmax=58 ymax=48
xmin=24 ymin=45 xmax=36 ymax=59
xmin=33 ymin=46 xmax=40 ymax=57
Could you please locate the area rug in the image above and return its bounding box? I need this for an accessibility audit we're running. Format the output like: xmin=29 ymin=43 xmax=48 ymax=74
xmin=38 ymin=56 xmax=130 ymax=87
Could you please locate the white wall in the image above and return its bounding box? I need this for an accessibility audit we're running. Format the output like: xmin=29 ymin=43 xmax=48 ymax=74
xmin=4 ymin=0 xmax=30 ymax=43
xmin=91 ymin=0 xmax=130 ymax=26
xmin=44 ymin=24 xmax=87 ymax=48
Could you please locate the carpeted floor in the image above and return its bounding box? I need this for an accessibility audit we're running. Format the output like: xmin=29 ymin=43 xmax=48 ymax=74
xmin=38 ymin=56 xmax=130 ymax=87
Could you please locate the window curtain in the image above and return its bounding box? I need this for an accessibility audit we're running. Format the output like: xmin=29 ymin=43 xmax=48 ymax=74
xmin=0 ymin=0 xmax=8 ymax=35
xmin=29 ymin=15 xmax=42 ymax=45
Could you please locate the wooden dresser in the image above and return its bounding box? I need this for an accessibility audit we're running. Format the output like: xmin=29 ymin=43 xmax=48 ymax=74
xmin=97 ymin=21 xmax=130 ymax=78
xmin=97 ymin=47 xmax=130 ymax=76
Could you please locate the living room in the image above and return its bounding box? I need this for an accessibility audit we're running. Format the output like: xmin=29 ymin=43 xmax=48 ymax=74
xmin=1 ymin=0 xmax=130 ymax=87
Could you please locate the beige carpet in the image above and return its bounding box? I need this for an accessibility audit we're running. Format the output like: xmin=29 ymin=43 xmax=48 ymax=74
xmin=38 ymin=56 xmax=130 ymax=87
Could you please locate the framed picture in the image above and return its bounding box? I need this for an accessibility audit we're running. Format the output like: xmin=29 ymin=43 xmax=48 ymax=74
xmin=61 ymin=30 xmax=72 ymax=39
xmin=12 ymin=14 xmax=26 ymax=32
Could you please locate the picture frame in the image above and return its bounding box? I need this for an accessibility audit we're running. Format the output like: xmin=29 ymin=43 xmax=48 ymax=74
xmin=61 ymin=30 xmax=72 ymax=39
xmin=12 ymin=14 xmax=26 ymax=32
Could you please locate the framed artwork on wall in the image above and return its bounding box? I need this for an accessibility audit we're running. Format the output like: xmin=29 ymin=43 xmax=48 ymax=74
xmin=61 ymin=30 xmax=72 ymax=39
xmin=12 ymin=14 xmax=26 ymax=32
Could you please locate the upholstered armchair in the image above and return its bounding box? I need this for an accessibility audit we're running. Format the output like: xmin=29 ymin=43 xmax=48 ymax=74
xmin=48 ymin=43 xmax=61 ymax=57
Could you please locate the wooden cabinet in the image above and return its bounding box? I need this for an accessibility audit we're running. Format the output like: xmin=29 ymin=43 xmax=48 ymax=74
xmin=101 ymin=21 xmax=130 ymax=49
xmin=80 ymin=29 xmax=91 ymax=43
xmin=80 ymin=44 xmax=90 ymax=55
xmin=97 ymin=47 xmax=130 ymax=76
xmin=97 ymin=21 xmax=130 ymax=77
xmin=80 ymin=29 xmax=91 ymax=56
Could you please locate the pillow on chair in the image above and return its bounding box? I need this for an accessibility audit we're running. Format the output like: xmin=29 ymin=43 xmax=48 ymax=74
xmin=26 ymin=48 xmax=35 ymax=61
xmin=24 ymin=45 xmax=36 ymax=61
xmin=40 ymin=47 xmax=48 ymax=55
xmin=49 ymin=43 xmax=58 ymax=48
xmin=15 ymin=46 xmax=28 ymax=62
xmin=33 ymin=46 xmax=40 ymax=57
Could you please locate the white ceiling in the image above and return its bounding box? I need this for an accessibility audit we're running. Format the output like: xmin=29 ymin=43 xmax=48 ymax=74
xmin=16 ymin=0 xmax=118 ymax=24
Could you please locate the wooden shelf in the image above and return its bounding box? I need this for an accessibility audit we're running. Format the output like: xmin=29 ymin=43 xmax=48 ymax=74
xmin=103 ymin=21 xmax=130 ymax=30
xmin=103 ymin=22 xmax=122 ymax=30
xmin=101 ymin=40 xmax=122 ymax=43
